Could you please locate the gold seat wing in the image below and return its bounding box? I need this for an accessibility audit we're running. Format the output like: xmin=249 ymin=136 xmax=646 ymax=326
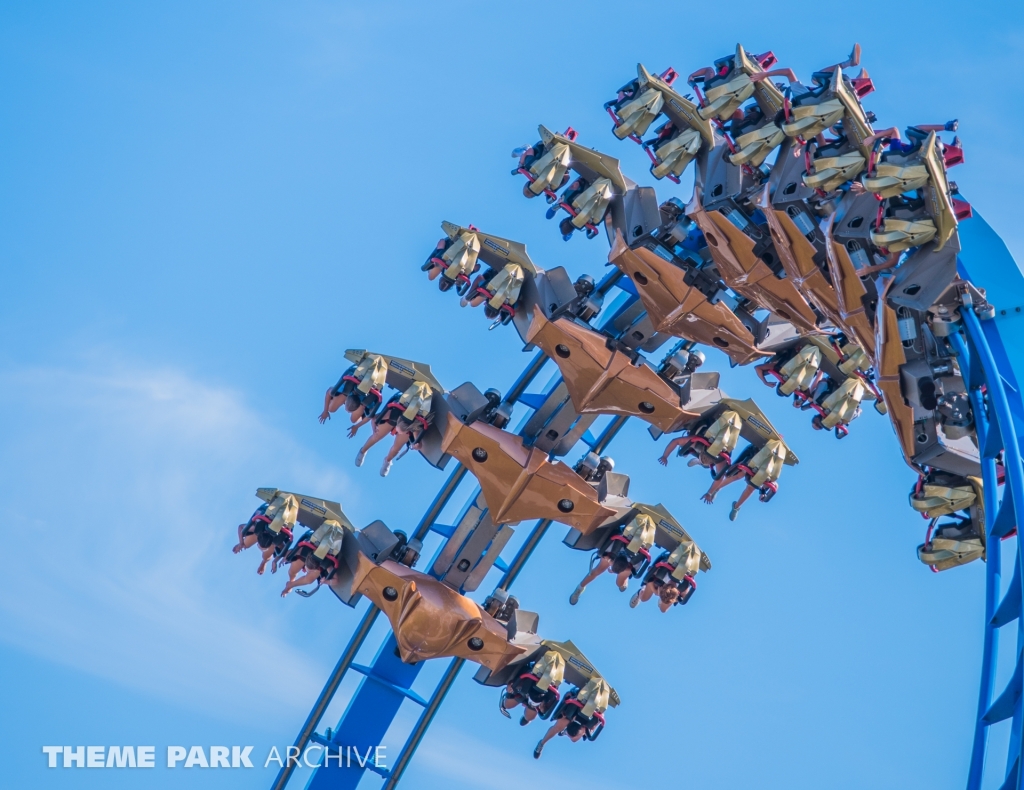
xmin=344 ymin=349 xmax=444 ymax=395
xmin=439 ymin=221 xmax=541 ymax=277
xmin=255 ymin=487 xmax=354 ymax=531
xmin=538 ymin=124 xmax=629 ymax=193
xmin=635 ymin=63 xmax=715 ymax=146
xmin=716 ymin=397 xmax=799 ymax=465
xmin=734 ymin=43 xmax=785 ymax=118
xmin=632 ymin=502 xmax=711 ymax=571
xmin=537 ymin=639 xmax=621 ymax=707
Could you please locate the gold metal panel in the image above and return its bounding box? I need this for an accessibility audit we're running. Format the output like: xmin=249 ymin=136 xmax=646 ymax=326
xmin=761 ymin=196 xmax=842 ymax=325
xmin=874 ymin=280 xmax=917 ymax=466
xmin=823 ymin=215 xmax=878 ymax=362
xmin=343 ymin=350 xmax=444 ymax=394
xmin=608 ymin=232 xmax=762 ymax=365
xmin=718 ymin=397 xmax=798 ymax=465
xmin=734 ymin=44 xmax=785 ymax=117
xmin=439 ymin=413 xmax=616 ymax=534
xmin=354 ymin=558 xmax=528 ymax=669
xmin=830 ymin=67 xmax=873 ymax=155
xmin=525 ymin=310 xmax=701 ymax=433
xmin=632 ymin=502 xmax=711 ymax=571
xmin=690 ymin=202 xmax=818 ymax=332
xmin=539 ymin=639 xmax=621 ymax=707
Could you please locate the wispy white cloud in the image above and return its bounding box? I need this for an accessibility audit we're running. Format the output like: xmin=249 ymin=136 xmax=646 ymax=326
xmin=411 ymin=724 xmax=622 ymax=790
xmin=0 ymin=359 xmax=355 ymax=724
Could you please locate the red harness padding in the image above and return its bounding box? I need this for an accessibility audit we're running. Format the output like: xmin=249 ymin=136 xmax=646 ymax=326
xmin=565 ymin=698 xmax=605 ymax=725
xmin=609 ymin=533 xmax=650 ymax=561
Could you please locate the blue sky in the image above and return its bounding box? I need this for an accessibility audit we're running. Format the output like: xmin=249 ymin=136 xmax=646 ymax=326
xmin=2 ymin=1 xmax=1024 ymax=788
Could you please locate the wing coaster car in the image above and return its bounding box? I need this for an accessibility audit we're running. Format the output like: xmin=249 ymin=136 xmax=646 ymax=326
xmin=763 ymin=64 xmax=879 ymax=329
xmin=238 ymin=491 xmax=619 ymax=692
xmin=513 ymin=125 xmax=660 ymax=242
xmin=669 ymin=398 xmax=798 ymax=520
xmin=561 ymin=501 xmax=711 ymax=612
xmin=233 ymin=488 xmax=371 ymax=597
xmin=657 ymin=396 xmax=798 ymax=503
xmin=911 ymin=472 xmax=986 ymax=571
xmin=327 ymin=348 xmax=632 ymax=534
xmin=428 ymin=219 xmax=544 ymax=327
xmin=475 ymin=632 xmax=619 ymax=758
xmin=319 ymin=350 xmax=389 ymax=425
xmin=233 ymin=490 xmax=299 ymax=575
xmin=329 ymin=350 xmax=445 ymax=477
xmin=604 ymin=63 xmax=714 ymax=183
xmin=422 ymin=221 xmax=608 ymax=332
xmin=755 ymin=333 xmax=882 ymax=438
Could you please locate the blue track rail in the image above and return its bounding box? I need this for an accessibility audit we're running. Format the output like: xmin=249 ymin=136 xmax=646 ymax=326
xmin=958 ymin=213 xmax=1024 ymax=790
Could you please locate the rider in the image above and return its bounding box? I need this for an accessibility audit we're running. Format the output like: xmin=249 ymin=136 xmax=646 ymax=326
xmin=319 ymin=353 xmax=388 ymax=425
xmin=533 ymin=677 xmax=610 ymax=759
xmin=501 ymin=650 xmax=565 ymax=727
xmin=233 ymin=493 xmax=298 ymax=575
xmin=630 ymin=540 xmax=700 ymax=612
xmin=812 ymin=375 xmax=869 ymax=435
xmin=281 ymin=518 xmax=346 ymax=597
xmin=658 ymin=409 xmax=742 ymax=479
xmin=422 ymin=229 xmax=481 ymax=293
xmin=569 ymin=513 xmax=656 ymax=605
xmin=461 ymin=264 xmax=525 ymax=325
xmin=755 ymin=343 xmax=823 ymax=398
xmin=513 ymin=134 xmax=573 ymax=198
xmin=702 ymin=438 xmax=787 ymax=521
xmin=350 ymin=380 xmax=434 ymax=477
